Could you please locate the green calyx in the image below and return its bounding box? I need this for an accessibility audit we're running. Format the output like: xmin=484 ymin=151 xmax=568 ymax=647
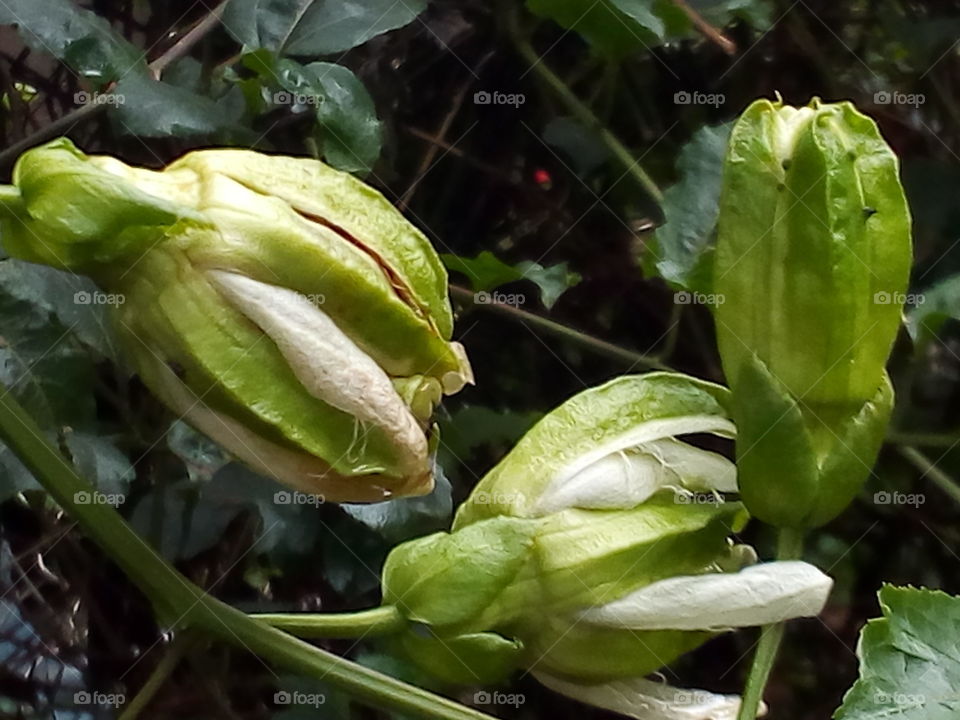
xmin=714 ymin=97 xmax=911 ymax=527
xmin=381 ymin=372 xmax=749 ymax=683
xmin=0 ymin=138 xmax=472 ymax=501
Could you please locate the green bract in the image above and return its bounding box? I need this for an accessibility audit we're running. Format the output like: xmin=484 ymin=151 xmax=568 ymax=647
xmin=714 ymin=98 xmax=911 ymax=528
xmin=0 ymin=138 xmax=472 ymax=502
xmin=381 ymin=374 xmax=833 ymax=718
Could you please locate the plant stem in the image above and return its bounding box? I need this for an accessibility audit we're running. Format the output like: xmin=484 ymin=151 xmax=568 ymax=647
xmin=450 ymin=285 xmax=669 ymax=370
xmin=0 ymin=389 xmax=497 ymax=720
xmin=898 ymin=445 xmax=960 ymax=506
xmin=118 ymin=632 xmax=199 ymax=720
xmin=253 ymin=606 xmax=405 ymax=639
xmin=736 ymin=527 xmax=805 ymax=720
xmin=502 ymin=4 xmax=664 ymax=215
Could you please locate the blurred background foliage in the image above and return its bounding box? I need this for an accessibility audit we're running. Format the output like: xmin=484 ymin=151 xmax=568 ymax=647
xmin=0 ymin=0 xmax=959 ymax=718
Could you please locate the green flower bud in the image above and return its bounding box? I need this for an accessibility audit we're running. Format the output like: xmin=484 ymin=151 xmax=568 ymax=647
xmin=714 ymin=98 xmax=911 ymax=528
xmin=381 ymin=374 xmax=832 ymax=716
xmin=0 ymin=139 xmax=472 ymax=501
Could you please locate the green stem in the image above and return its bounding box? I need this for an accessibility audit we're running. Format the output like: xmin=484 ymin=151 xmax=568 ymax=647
xmin=449 ymin=285 xmax=669 ymax=370
xmin=254 ymin=606 xmax=405 ymax=639
xmin=118 ymin=632 xmax=199 ymax=720
xmin=502 ymin=4 xmax=664 ymax=214
xmin=736 ymin=527 xmax=804 ymax=720
xmin=0 ymin=390 xmax=496 ymax=720
xmin=898 ymin=445 xmax=960 ymax=506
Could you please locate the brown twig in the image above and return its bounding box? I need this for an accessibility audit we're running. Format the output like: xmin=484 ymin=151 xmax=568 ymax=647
xmin=670 ymin=0 xmax=737 ymax=56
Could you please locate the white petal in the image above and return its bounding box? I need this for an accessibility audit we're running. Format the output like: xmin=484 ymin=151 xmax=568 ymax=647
xmin=580 ymin=561 xmax=832 ymax=630
xmin=206 ymin=269 xmax=427 ymax=475
xmin=534 ymin=673 xmax=756 ymax=720
xmin=642 ymin=438 xmax=738 ymax=493
xmin=532 ymin=416 xmax=736 ymax=515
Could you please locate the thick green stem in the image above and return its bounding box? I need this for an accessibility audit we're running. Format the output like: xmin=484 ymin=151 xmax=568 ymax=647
xmin=0 ymin=390 xmax=496 ymax=720
xmin=898 ymin=445 xmax=960 ymax=506
xmin=254 ymin=606 xmax=405 ymax=639
xmin=736 ymin=527 xmax=805 ymax=720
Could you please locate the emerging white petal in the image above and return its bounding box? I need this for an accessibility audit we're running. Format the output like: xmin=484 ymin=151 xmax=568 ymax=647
xmin=580 ymin=561 xmax=832 ymax=630
xmin=532 ymin=432 xmax=736 ymax=515
xmin=534 ymin=672 xmax=757 ymax=720
xmin=206 ymin=270 xmax=428 ymax=475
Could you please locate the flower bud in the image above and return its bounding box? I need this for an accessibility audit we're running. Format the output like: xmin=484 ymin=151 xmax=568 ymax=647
xmin=381 ymin=374 xmax=832 ymax=717
xmin=0 ymin=139 xmax=472 ymax=501
xmin=714 ymin=98 xmax=911 ymax=527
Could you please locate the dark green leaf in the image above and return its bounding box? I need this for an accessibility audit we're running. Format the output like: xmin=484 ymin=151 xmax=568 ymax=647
xmin=224 ymin=0 xmax=426 ymax=57
xmin=0 ymin=0 xmax=143 ymax=82
xmin=543 ymin=116 xmax=611 ymax=177
xmin=442 ymin=251 xmax=580 ymax=309
xmin=650 ymin=123 xmax=731 ymax=292
xmin=835 ymin=585 xmax=960 ymax=720
xmin=526 ymin=0 xmax=662 ymax=57
xmin=111 ymin=71 xmax=245 ymax=138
